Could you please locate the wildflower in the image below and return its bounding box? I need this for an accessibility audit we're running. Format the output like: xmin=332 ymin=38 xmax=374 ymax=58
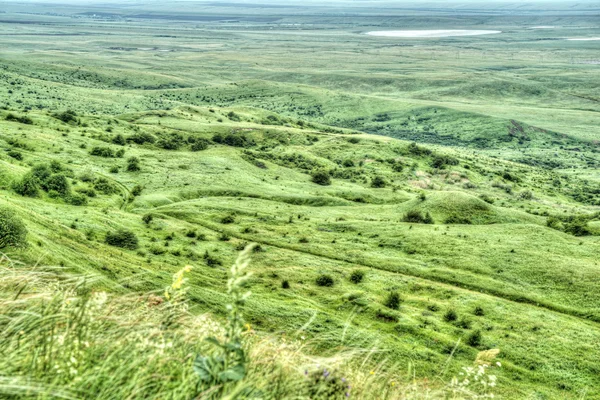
xmin=370 ymin=370 xmax=375 ymax=375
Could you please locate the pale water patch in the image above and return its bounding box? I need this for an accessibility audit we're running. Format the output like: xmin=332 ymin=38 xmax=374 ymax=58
xmin=528 ymin=26 xmax=556 ymax=29
xmin=365 ymin=30 xmax=501 ymax=38
xmin=567 ymin=37 xmax=600 ymax=41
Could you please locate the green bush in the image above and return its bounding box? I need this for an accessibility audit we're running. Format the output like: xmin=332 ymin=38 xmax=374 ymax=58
xmin=342 ymin=159 xmax=354 ymax=168
xmin=93 ymin=178 xmax=117 ymax=195
xmin=384 ymin=291 xmax=402 ymax=310
xmin=127 ymin=132 xmax=156 ymax=145
xmin=444 ymin=214 xmax=472 ymax=225
xmin=191 ymin=138 xmax=210 ymax=151
xmin=126 ymin=157 xmax=141 ymax=172
xmin=90 ymin=147 xmax=115 ymax=158
xmin=7 ymin=150 xmax=23 ymax=160
xmin=12 ymin=173 xmax=40 ymax=197
xmin=5 ymin=113 xmax=33 ymax=124
xmin=0 ymin=207 xmax=27 ymax=249
xmin=311 ymin=170 xmax=331 ymax=186
xmin=349 ymin=269 xmax=365 ymax=284
xmin=67 ymin=193 xmax=88 ymax=206
xmin=371 ymin=176 xmax=386 ymax=188
xmin=112 ymin=134 xmax=126 ymax=146
xmin=52 ymin=110 xmax=77 ymax=124
xmin=466 ymin=330 xmax=482 ymax=347
xmin=43 ymin=174 xmax=71 ymax=197
xmin=142 ymin=214 xmax=154 ymax=225
xmin=402 ymin=210 xmax=434 ymax=224
xmin=316 ymin=274 xmax=334 ymax=287
xmin=105 ymin=229 xmax=139 ymax=250
xmin=443 ymin=309 xmax=458 ymax=322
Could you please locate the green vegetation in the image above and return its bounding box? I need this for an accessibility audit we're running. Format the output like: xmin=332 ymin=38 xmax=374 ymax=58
xmin=0 ymin=1 xmax=599 ymax=398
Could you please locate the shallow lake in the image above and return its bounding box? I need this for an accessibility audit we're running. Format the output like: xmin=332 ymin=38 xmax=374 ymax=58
xmin=365 ymin=30 xmax=501 ymax=38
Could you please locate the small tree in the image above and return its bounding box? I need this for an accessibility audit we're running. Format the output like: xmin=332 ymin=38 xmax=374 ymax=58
xmin=316 ymin=274 xmax=334 ymax=287
xmin=0 ymin=207 xmax=27 ymax=249
xmin=371 ymin=176 xmax=386 ymax=188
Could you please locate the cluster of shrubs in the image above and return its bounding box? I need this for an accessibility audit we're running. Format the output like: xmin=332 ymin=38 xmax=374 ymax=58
xmin=12 ymin=162 xmax=87 ymax=205
xmin=5 ymin=113 xmax=33 ymax=125
xmin=90 ymin=146 xmax=125 ymax=158
xmin=547 ymin=213 xmax=598 ymax=236
xmin=402 ymin=210 xmax=434 ymax=224
xmin=52 ymin=110 xmax=78 ymax=124
xmin=431 ymin=154 xmax=459 ymax=169
xmin=105 ymin=229 xmax=138 ymax=250
xmin=212 ymin=132 xmax=254 ymax=148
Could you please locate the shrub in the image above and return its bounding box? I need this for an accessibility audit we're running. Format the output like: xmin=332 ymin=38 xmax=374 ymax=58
xmin=311 ymin=170 xmax=331 ymax=186
xmin=126 ymin=157 xmax=141 ymax=172
xmin=142 ymin=214 xmax=154 ymax=225
xmin=191 ymin=138 xmax=210 ymax=151
xmin=12 ymin=173 xmax=40 ymax=197
xmin=105 ymin=229 xmax=139 ymax=250
xmin=93 ymin=178 xmax=116 ymax=195
xmin=281 ymin=280 xmax=290 ymax=289
xmin=112 ymin=134 xmax=126 ymax=146
xmin=44 ymin=174 xmax=71 ymax=197
xmin=371 ymin=176 xmax=386 ymax=188
xmin=431 ymin=154 xmax=459 ymax=169
xmin=349 ymin=269 xmax=365 ymax=284
xmin=127 ymin=132 xmax=156 ymax=145
xmin=5 ymin=113 xmax=33 ymax=124
xmin=466 ymin=330 xmax=482 ymax=347
xmin=7 ymin=150 xmax=23 ymax=160
xmin=564 ymin=219 xmax=591 ymax=237
xmin=131 ymin=185 xmax=143 ymax=196
xmin=316 ymin=274 xmax=334 ymax=287
xmin=384 ymin=291 xmax=402 ymax=310
xmin=407 ymin=142 xmax=432 ymax=156
xmin=90 ymin=146 xmax=115 ymax=158
xmin=109 ymin=165 xmax=119 ymax=174
xmin=342 ymin=159 xmax=354 ymax=168
xmin=157 ymin=133 xmax=184 ymax=150
xmin=221 ymin=215 xmax=235 ymax=224
xmin=474 ymin=306 xmax=485 ymax=316
xmin=444 ymin=214 xmax=472 ymax=225
xmin=402 ymin=210 xmax=433 ymax=224
xmin=53 ymin=110 xmax=77 ymax=124
xmin=67 ymin=193 xmax=88 ymax=206
xmin=116 ymin=149 xmax=125 ymax=158
xmin=0 ymin=207 xmax=27 ymax=248
xmin=444 ymin=309 xmax=458 ymax=322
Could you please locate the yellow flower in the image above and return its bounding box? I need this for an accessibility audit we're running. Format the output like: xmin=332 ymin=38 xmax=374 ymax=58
xmin=184 ymin=265 xmax=193 ymax=273
xmin=370 ymin=370 xmax=375 ymax=375
xmin=164 ymin=290 xmax=170 ymax=300
xmin=245 ymin=323 xmax=252 ymax=332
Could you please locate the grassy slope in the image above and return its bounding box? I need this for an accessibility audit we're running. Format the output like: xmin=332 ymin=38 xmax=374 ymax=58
xmin=1 ymin=5 xmax=600 ymax=398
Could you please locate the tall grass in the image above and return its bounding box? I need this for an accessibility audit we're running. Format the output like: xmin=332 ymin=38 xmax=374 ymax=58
xmin=0 ymin=250 xmax=499 ymax=399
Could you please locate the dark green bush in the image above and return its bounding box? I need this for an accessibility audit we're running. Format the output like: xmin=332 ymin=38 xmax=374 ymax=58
xmin=342 ymin=159 xmax=354 ymax=168
xmin=67 ymin=193 xmax=88 ymax=206
xmin=142 ymin=214 xmax=153 ymax=225
xmin=13 ymin=173 xmax=40 ymax=197
xmin=431 ymin=154 xmax=459 ymax=169
xmin=311 ymin=170 xmax=331 ymax=186
xmin=126 ymin=157 xmax=141 ymax=172
xmin=0 ymin=207 xmax=27 ymax=248
xmin=444 ymin=214 xmax=472 ymax=225
xmin=93 ymin=178 xmax=117 ymax=195
xmin=5 ymin=113 xmax=33 ymax=125
xmin=127 ymin=132 xmax=156 ymax=145
xmin=281 ymin=280 xmax=290 ymax=289
xmin=443 ymin=309 xmax=458 ymax=322
xmin=90 ymin=147 xmax=115 ymax=158
xmin=466 ymin=330 xmax=482 ymax=347
xmin=131 ymin=185 xmax=143 ymax=196
xmin=371 ymin=176 xmax=386 ymax=188
xmin=191 ymin=138 xmax=210 ymax=152
xmin=112 ymin=134 xmax=126 ymax=146
xmin=43 ymin=174 xmax=71 ymax=197
xmin=384 ymin=291 xmax=402 ymax=310
xmin=349 ymin=269 xmax=365 ymax=284
xmin=402 ymin=210 xmax=434 ymax=224
xmin=53 ymin=110 xmax=77 ymax=124
xmin=473 ymin=306 xmax=485 ymax=316
xmin=221 ymin=215 xmax=235 ymax=224
xmin=316 ymin=274 xmax=334 ymax=287
xmin=157 ymin=133 xmax=185 ymax=150
xmin=105 ymin=229 xmax=139 ymax=250
xmin=7 ymin=150 xmax=23 ymax=160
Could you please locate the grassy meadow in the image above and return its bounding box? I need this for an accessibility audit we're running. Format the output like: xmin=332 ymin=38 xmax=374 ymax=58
xmin=0 ymin=1 xmax=599 ymax=398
